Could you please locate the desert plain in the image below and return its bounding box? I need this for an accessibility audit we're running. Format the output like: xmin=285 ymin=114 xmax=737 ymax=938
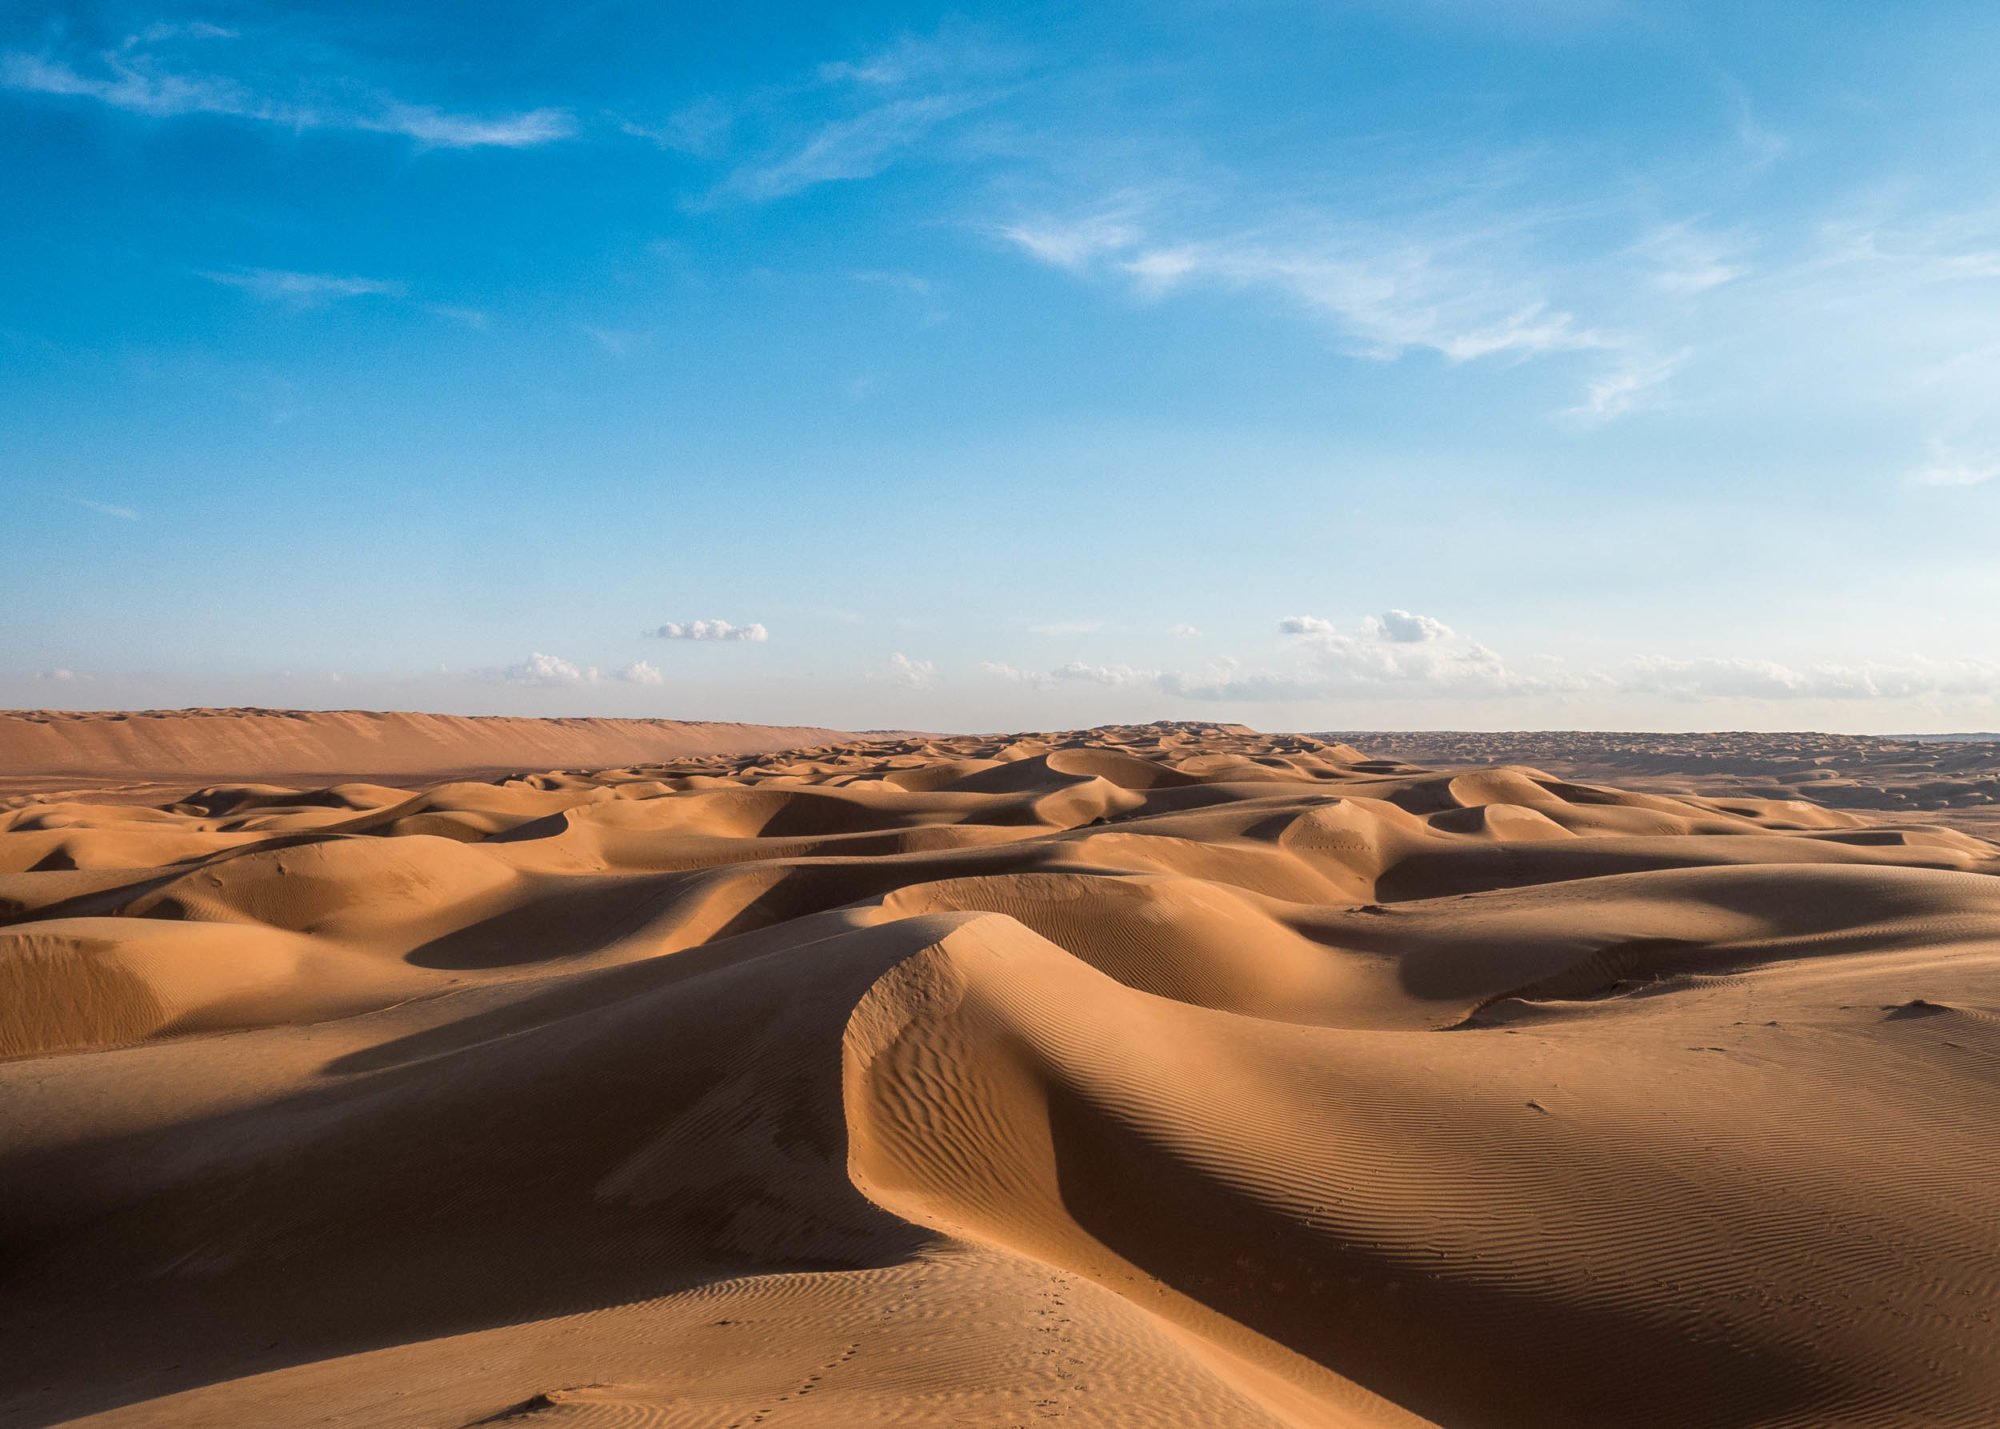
xmin=4 ymin=710 xmax=1999 ymax=1427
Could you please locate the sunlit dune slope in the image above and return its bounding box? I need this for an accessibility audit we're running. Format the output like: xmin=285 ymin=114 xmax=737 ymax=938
xmin=0 ymin=707 xmax=854 ymax=794
xmin=3 ymin=722 xmax=1998 ymax=1427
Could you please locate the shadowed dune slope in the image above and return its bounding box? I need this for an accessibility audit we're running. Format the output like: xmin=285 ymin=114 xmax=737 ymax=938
xmin=3 ymin=722 xmax=1999 ymax=1427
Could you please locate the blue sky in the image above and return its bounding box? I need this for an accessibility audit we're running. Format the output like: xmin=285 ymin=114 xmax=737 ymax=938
xmin=6 ymin=0 xmax=2000 ymax=731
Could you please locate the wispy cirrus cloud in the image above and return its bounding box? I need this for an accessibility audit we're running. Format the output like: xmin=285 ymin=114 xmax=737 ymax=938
xmin=1907 ymin=441 xmax=2000 ymax=488
xmin=853 ymin=270 xmax=948 ymax=325
xmin=1564 ymin=350 xmax=1687 ymax=423
xmin=675 ymin=28 xmax=1019 ymax=206
xmin=0 ymin=31 xmax=575 ymax=148
xmin=201 ymin=268 xmax=404 ymax=305
xmin=1635 ymin=220 xmax=1751 ymax=296
xmin=68 ymin=496 xmax=139 ymax=521
xmin=1000 ymin=197 xmax=1613 ymax=368
xmin=721 ymin=92 xmax=991 ymax=202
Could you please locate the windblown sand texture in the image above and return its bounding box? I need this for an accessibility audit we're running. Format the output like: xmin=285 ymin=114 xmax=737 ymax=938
xmin=5 ymin=722 xmax=2000 ymax=1427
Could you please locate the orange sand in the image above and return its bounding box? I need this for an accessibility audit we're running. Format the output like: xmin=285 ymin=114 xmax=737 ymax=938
xmin=3 ymin=722 xmax=1997 ymax=1427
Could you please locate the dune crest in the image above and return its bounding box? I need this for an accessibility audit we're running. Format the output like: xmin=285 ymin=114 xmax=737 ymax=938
xmin=0 ymin=707 xmax=856 ymax=799
xmin=3 ymin=722 xmax=1999 ymax=1426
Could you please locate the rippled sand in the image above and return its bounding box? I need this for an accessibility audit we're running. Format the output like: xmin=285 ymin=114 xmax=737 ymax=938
xmin=5 ymin=722 xmax=1999 ymax=1427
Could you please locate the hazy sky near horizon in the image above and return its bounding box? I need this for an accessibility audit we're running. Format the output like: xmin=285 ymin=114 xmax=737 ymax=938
xmin=7 ymin=0 xmax=2000 ymax=732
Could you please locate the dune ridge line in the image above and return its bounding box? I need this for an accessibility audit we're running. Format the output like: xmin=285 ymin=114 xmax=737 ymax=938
xmin=3 ymin=721 xmax=1998 ymax=1426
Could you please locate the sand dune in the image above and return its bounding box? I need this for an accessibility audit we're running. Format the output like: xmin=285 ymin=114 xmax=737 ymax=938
xmin=3 ymin=722 xmax=1999 ymax=1426
xmin=0 ymin=708 xmax=854 ymax=802
xmin=1335 ymin=729 xmax=2000 ymax=819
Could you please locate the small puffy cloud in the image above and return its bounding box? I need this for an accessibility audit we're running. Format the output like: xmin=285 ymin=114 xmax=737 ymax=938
xmin=38 ymin=668 xmax=79 ymax=681
xmin=1618 ymin=655 xmax=2000 ymax=701
xmin=1368 ymin=609 xmax=1453 ymax=643
xmin=646 ymin=619 xmax=769 ymax=642
xmin=1168 ymin=624 xmax=1202 ymax=638
xmin=1174 ymin=639 xmax=1541 ymax=701
xmin=615 ymin=660 xmax=664 ymax=686
xmin=500 ymin=652 xmax=598 ymax=686
xmin=1189 ymin=616 xmax=1545 ymax=700
xmin=1050 ymin=661 xmax=1154 ymax=686
xmin=981 ymin=660 xmax=1160 ymax=690
xmin=883 ymin=652 xmax=936 ymax=688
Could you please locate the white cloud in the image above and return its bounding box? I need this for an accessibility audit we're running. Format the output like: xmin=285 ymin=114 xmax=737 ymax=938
xmin=1001 ymin=205 xmax=1609 ymax=368
xmin=883 ymin=652 xmax=936 ymax=688
xmin=68 ymin=496 xmax=138 ymax=520
xmin=854 ymin=270 xmax=948 ymax=325
xmin=1368 ymin=609 xmax=1453 ymax=643
xmin=1050 ymin=660 xmax=1155 ymax=686
xmin=646 ymin=619 xmax=769 ymax=642
xmin=1637 ymin=222 xmax=1749 ymax=296
xmin=720 ymin=91 xmax=989 ymax=201
xmin=1908 ymin=440 xmax=2000 ymax=488
xmin=621 ymin=97 xmax=734 ymax=157
xmin=583 ymin=325 xmax=649 ymax=358
xmin=993 ymin=608 xmax=2000 ymax=708
xmin=499 ymin=652 xmax=598 ymax=686
xmin=0 ymin=46 xmax=575 ymax=149
xmin=615 ymin=660 xmax=664 ymax=685
xmin=367 ymin=104 xmax=574 ymax=149
xmin=1169 ymin=624 xmax=1202 ymax=638
xmin=816 ymin=31 xmax=1000 ymax=88
xmin=37 ymin=668 xmax=78 ymax=681
xmin=1181 ymin=626 xmax=1542 ymax=701
xmin=981 ymin=659 xmax=1158 ymax=690
xmin=1619 ymin=655 xmax=2000 ymax=701
xmin=202 ymin=268 xmax=404 ymax=305
xmin=425 ymin=303 xmax=489 ymax=328
xmin=1565 ymin=350 xmax=1686 ymax=422
xmin=999 ymin=211 xmax=1144 ymax=270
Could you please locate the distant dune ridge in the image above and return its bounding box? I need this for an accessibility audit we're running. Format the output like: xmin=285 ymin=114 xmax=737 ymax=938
xmin=4 ymin=721 xmax=2000 ymax=1426
xmin=1331 ymin=729 xmax=2000 ymax=817
xmin=0 ymin=707 xmax=852 ymax=790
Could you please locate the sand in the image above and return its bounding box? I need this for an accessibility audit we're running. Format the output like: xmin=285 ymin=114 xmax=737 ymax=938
xmin=0 ymin=708 xmax=854 ymax=805
xmin=3 ymin=721 xmax=1999 ymax=1427
xmin=1333 ymin=729 xmax=2000 ymax=820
